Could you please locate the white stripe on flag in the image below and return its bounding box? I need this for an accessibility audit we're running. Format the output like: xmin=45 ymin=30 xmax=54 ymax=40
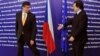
xmin=47 ymin=0 xmax=55 ymax=41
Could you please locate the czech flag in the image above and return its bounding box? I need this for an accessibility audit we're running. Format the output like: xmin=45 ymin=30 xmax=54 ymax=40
xmin=43 ymin=0 xmax=56 ymax=54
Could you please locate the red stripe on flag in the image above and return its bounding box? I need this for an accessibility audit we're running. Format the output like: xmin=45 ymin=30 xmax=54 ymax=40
xmin=43 ymin=22 xmax=56 ymax=54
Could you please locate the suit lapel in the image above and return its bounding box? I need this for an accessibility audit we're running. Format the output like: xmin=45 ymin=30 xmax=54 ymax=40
xmin=19 ymin=11 xmax=23 ymax=27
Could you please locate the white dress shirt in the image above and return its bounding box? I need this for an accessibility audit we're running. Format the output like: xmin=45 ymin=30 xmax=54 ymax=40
xmin=76 ymin=9 xmax=82 ymax=15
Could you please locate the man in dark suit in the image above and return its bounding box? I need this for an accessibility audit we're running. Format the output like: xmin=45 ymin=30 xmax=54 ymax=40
xmin=16 ymin=1 xmax=40 ymax=56
xmin=58 ymin=1 xmax=88 ymax=56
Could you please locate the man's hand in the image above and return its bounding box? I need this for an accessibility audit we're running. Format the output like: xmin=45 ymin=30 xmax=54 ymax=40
xmin=69 ymin=36 xmax=74 ymax=42
xmin=30 ymin=40 xmax=34 ymax=46
xmin=57 ymin=24 xmax=64 ymax=30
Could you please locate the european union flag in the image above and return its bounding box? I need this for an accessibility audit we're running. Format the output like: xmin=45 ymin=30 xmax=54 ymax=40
xmin=61 ymin=0 xmax=69 ymax=56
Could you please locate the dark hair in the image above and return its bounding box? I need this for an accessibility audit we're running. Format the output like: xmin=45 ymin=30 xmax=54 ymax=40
xmin=74 ymin=0 xmax=84 ymax=10
xmin=22 ymin=1 xmax=31 ymax=7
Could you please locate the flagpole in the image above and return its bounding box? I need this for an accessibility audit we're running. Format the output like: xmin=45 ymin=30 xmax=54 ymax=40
xmin=47 ymin=0 xmax=49 ymax=56
xmin=47 ymin=0 xmax=49 ymax=55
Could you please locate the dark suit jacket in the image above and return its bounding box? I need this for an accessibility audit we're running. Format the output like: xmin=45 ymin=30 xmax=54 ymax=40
xmin=16 ymin=11 xmax=37 ymax=41
xmin=64 ymin=10 xmax=88 ymax=44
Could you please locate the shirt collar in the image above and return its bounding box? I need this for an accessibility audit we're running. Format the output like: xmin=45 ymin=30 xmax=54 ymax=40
xmin=22 ymin=11 xmax=27 ymax=14
xmin=77 ymin=9 xmax=82 ymax=15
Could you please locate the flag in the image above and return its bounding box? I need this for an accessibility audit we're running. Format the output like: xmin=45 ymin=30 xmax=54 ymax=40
xmin=61 ymin=0 xmax=69 ymax=55
xmin=43 ymin=0 xmax=56 ymax=54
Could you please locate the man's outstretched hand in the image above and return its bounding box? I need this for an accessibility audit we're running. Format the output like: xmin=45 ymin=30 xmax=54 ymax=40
xmin=57 ymin=24 xmax=64 ymax=30
xmin=69 ymin=36 xmax=74 ymax=42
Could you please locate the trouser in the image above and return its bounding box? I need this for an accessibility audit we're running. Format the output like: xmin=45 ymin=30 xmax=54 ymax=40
xmin=17 ymin=35 xmax=40 ymax=56
xmin=72 ymin=42 xmax=86 ymax=56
